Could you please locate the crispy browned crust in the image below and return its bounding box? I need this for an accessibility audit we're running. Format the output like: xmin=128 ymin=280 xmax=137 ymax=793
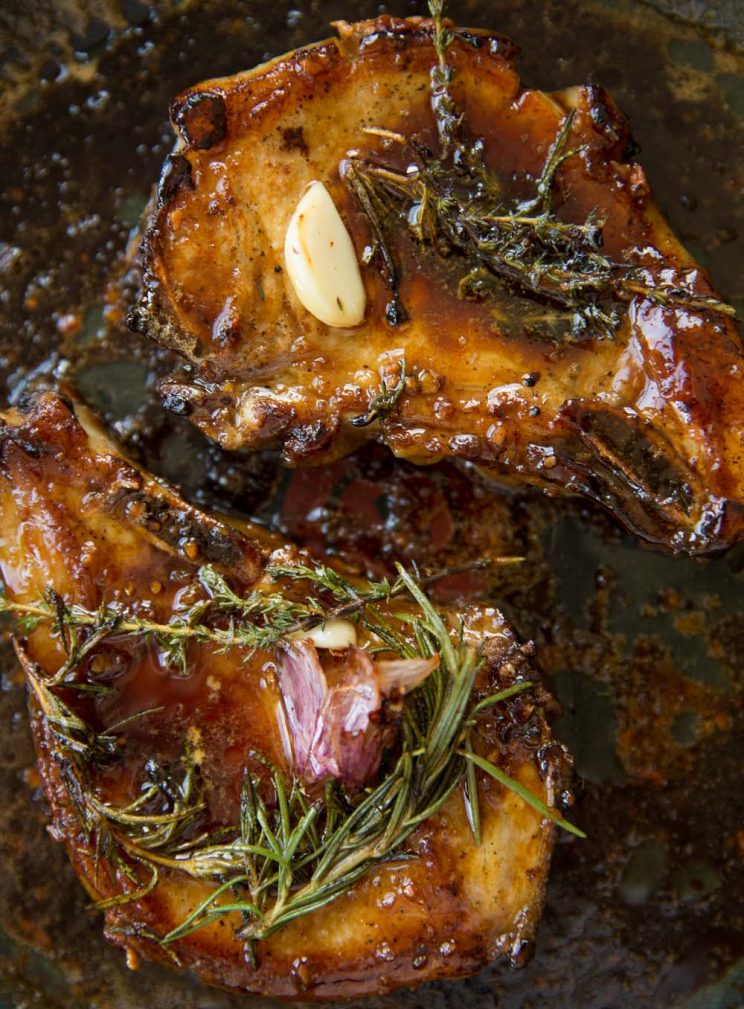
xmin=132 ymin=14 xmax=744 ymax=554
xmin=0 ymin=392 xmax=568 ymax=1000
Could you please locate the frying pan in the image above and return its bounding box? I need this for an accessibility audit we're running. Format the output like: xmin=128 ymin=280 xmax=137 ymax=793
xmin=0 ymin=1 xmax=743 ymax=1006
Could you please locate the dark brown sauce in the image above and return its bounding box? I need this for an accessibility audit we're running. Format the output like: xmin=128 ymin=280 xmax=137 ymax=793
xmin=91 ymin=638 xmax=286 ymax=826
xmin=0 ymin=1 xmax=743 ymax=1007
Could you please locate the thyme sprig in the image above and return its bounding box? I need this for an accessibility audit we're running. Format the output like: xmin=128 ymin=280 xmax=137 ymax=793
xmin=0 ymin=556 xmax=522 ymax=674
xmin=2 ymin=579 xmax=310 ymax=677
xmin=0 ymin=567 xmax=355 ymax=674
xmin=5 ymin=560 xmax=583 ymax=958
xmin=343 ymin=0 xmax=736 ymax=338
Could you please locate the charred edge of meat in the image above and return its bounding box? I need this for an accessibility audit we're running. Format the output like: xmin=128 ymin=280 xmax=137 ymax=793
xmin=349 ymin=18 xmax=517 ymax=61
xmin=172 ymin=91 xmax=227 ymax=150
xmin=156 ymin=152 xmax=194 ymax=210
xmin=107 ymin=488 xmax=255 ymax=570
xmin=450 ymin=28 xmax=520 ymax=60
xmin=126 ymin=154 xmax=199 ymax=356
xmin=563 ymin=403 xmax=694 ymax=509
xmin=582 ymin=83 xmax=638 ymax=160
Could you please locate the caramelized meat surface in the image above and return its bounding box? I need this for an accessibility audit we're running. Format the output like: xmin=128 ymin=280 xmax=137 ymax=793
xmin=133 ymin=15 xmax=744 ymax=554
xmin=0 ymin=393 xmax=568 ymax=1000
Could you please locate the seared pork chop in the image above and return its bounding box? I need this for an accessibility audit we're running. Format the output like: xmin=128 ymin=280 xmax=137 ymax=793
xmin=0 ymin=392 xmax=572 ymax=1000
xmin=132 ymin=14 xmax=744 ymax=554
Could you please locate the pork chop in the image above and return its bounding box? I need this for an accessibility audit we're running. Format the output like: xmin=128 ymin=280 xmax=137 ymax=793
xmin=0 ymin=391 xmax=572 ymax=1000
xmin=132 ymin=14 xmax=744 ymax=554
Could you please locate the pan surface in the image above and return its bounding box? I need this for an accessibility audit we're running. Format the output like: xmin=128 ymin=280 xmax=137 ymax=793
xmin=0 ymin=1 xmax=742 ymax=1007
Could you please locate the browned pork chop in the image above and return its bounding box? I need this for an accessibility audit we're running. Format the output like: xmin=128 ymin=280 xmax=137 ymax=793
xmin=132 ymin=14 xmax=744 ymax=555
xmin=0 ymin=392 xmax=571 ymax=1000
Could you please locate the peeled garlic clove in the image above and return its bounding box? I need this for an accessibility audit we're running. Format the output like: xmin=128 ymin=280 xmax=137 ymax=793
xmin=284 ymin=180 xmax=366 ymax=328
xmin=287 ymin=618 xmax=358 ymax=649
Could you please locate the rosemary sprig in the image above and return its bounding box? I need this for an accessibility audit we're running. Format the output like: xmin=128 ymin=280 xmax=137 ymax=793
xmin=343 ymin=0 xmax=736 ymax=337
xmin=5 ymin=559 xmax=583 ymax=958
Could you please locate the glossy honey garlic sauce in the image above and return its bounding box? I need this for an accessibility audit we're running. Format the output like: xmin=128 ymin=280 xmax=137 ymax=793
xmin=0 ymin=1 xmax=743 ymax=1008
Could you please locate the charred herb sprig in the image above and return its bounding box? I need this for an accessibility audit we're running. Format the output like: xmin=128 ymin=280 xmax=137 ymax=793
xmin=3 ymin=559 xmax=582 ymax=958
xmin=344 ymin=0 xmax=736 ymax=338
